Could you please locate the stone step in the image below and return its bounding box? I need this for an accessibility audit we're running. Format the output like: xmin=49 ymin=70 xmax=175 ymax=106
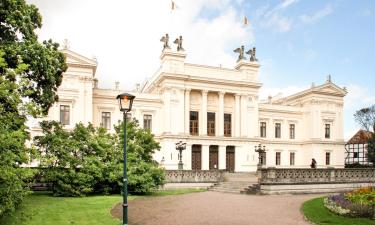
xmin=209 ymin=188 xmax=243 ymax=194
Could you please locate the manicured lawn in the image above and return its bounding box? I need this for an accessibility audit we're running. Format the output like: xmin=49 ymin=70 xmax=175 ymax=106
xmin=0 ymin=189 xmax=205 ymax=225
xmin=301 ymin=197 xmax=375 ymax=225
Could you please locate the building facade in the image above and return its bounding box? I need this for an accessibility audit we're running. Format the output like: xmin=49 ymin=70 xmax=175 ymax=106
xmin=29 ymin=46 xmax=347 ymax=172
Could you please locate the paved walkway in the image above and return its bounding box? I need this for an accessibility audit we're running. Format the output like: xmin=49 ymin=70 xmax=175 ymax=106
xmin=111 ymin=191 xmax=322 ymax=225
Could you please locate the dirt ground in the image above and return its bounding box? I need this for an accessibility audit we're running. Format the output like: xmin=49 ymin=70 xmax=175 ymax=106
xmin=111 ymin=191 xmax=321 ymax=225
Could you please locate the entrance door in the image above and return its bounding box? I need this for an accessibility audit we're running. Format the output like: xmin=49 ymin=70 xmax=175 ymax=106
xmin=226 ymin=146 xmax=235 ymax=172
xmin=191 ymin=145 xmax=202 ymax=170
xmin=209 ymin=145 xmax=219 ymax=170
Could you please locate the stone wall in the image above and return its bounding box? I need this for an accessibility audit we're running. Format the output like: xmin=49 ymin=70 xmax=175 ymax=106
xmin=258 ymin=167 xmax=375 ymax=194
xmin=165 ymin=170 xmax=225 ymax=183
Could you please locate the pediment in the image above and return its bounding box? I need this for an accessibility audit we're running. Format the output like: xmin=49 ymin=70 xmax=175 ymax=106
xmin=62 ymin=49 xmax=97 ymax=75
xmin=313 ymin=83 xmax=347 ymax=97
xmin=62 ymin=49 xmax=97 ymax=67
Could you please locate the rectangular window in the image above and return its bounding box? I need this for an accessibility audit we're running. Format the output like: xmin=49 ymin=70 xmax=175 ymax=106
xmin=207 ymin=112 xmax=215 ymax=136
xmin=101 ymin=112 xmax=111 ymax=129
xmin=143 ymin=114 xmax=152 ymax=131
xmin=326 ymin=152 xmax=331 ymax=165
xmin=190 ymin=111 xmax=199 ymax=135
xmin=289 ymin=124 xmax=295 ymax=139
xmin=353 ymin=152 xmax=359 ymax=158
xmin=325 ymin=124 xmax=331 ymax=139
xmin=59 ymin=105 xmax=70 ymax=125
xmin=276 ymin=152 xmax=281 ymax=165
xmin=290 ymin=152 xmax=295 ymax=166
xmin=260 ymin=122 xmax=267 ymax=138
xmin=275 ymin=123 xmax=281 ymax=138
xmin=224 ymin=114 xmax=232 ymax=137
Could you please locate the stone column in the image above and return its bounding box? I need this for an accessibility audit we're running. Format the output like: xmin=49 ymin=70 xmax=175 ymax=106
xmin=240 ymin=94 xmax=248 ymax=137
xmin=184 ymin=89 xmax=191 ymax=135
xmin=202 ymin=144 xmax=209 ymax=170
xmin=218 ymin=92 xmax=225 ymax=136
xmin=163 ymin=87 xmax=171 ymax=134
xmin=234 ymin=94 xmax=241 ymax=137
xmin=218 ymin=145 xmax=226 ymax=170
xmin=201 ymin=90 xmax=208 ymax=136
xmin=184 ymin=144 xmax=192 ymax=170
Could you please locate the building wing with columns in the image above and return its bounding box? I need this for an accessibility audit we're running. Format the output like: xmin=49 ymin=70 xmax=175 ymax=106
xmin=29 ymin=46 xmax=347 ymax=172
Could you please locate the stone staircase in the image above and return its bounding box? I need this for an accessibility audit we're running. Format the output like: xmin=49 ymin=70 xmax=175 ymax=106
xmin=210 ymin=172 xmax=259 ymax=194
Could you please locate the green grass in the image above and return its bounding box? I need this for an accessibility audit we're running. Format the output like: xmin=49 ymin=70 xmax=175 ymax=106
xmin=0 ymin=189 xmax=204 ymax=225
xmin=301 ymin=197 xmax=375 ymax=225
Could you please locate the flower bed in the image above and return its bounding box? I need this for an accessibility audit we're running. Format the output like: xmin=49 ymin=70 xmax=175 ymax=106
xmin=324 ymin=187 xmax=375 ymax=219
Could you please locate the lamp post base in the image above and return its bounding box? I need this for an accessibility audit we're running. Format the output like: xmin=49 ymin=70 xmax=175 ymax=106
xmin=178 ymin=161 xmax=183 ymax=170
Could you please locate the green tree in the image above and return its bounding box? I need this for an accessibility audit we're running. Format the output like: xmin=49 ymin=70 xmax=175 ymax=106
xmin=114 ymin=119 xmax=165 ymax=194
xmin=367 ymin=134 xmax=375 ymax=165
xmin=35 ymin=120 xmax=165 ymax=196
xmin=0 ymin=0 xmax=66 ymax=216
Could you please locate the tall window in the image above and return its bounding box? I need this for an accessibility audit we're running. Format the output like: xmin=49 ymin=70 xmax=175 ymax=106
xmin=143 ymin=114 xmax=152 ymax=131
xmin=60 ymin=105 xmax=70 ymax=125
xmin=276 ymin=152 xmax=281 ymax=165
xmin=326 ymin=152 xmax=331 ymax=165
xmin=275 ymin=123 xmax=281 ymax=138
xmin=290 ymin=152 xmax=295 ymax=166
xmin=224 ymin=113 xmax=232 ymax=137
xmin=289 ymin=124 xmax=295 ymax=139
xmin=101 ymin=112 xmax=111 ymax=129
xmin=207 ymin=112 xmax=215 ymax=136
xmin=325 ymin=124 xmax=331 ymax=139
xmin=260 ymin=122 xmax=267 ymax=138
xmin=190 ymin=111 xmax=199 ymax=135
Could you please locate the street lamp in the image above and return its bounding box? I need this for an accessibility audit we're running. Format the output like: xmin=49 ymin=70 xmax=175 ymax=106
xmin=116 ymin=93 xmax=135 ymax=225
xmin=254 ymin=143 xmax=266 ymax=169
xmin=175 ymin=141 xmax=186 ymax=170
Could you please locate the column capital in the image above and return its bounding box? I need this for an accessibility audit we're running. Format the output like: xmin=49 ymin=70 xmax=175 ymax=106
xmin=219 ymin=91 xmax=225 ymax=97
xmin=201 ymin=89 xmax=209 ymax=95
xmin=185 ymin=88 xmax=191 ymax=92
xmin=234 ymin=93 xmax=241 ymax=97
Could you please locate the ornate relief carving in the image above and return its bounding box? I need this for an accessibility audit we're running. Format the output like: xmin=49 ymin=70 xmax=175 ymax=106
xmin=259 ymin=168 xmax=375 ymax=184
xmin=165 ymin=170 xmax=224 ymax=182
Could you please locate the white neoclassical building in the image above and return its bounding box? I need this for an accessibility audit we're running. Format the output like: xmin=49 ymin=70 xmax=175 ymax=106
xmin=29 ymin=45 xmax=347 ymax=172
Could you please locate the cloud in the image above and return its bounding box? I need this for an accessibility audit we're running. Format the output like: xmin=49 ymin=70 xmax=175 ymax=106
xmin=27 ymin=0 xmax=254 ymax=90
xmin=259 ymin=85 xmax=307 ymax=100
xmin=300 ymin=4 xmax=334 ymax=24
xmin=360 ymin=8 xmax=371 ymax=17
xmin=344 ymin=84 xmax=375 ymax=110
xmin=256 ymin=0 xmax=298 ymax=32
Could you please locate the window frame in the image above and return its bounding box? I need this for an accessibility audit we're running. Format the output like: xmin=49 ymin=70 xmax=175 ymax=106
xmin=59 ymin=105 xmax=70 ymax=125
xmin=190 ymin=111 xmax=199 ymax=135
xmin=325 ymin=152 xmax=331 ymax=165
xmin=224 ymin=113 xmax=232 ymax=137
xmin=289 ymin=124 xmax=295 ymax=139
xmin=101 ymin=112 xmax=111 ymax=130
xmin=290 ymin=152 xmax=295 ymax=166
xmin=325 ymin=124 xmax=331 ymax=139
xmin=276 ymin=152 xmax=281 ymax=166
xmin=207 ymin=112 xmax=215 ymax=136
xmin=275 ymin=123 xmax=281 ymax=138
xmin=260 ymin=122 xmax=267 ymax=138
xmin=143 ymin=114 xmax=152 ymax=131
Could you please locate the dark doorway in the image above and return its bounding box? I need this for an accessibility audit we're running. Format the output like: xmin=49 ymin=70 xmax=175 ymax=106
xmin=192 ymin=145 xmax=202 ymax=170
xmin=209 ymin=145 xmax=219 ymax=170
xmin=226 ymin=146 xmax=235 ymax=172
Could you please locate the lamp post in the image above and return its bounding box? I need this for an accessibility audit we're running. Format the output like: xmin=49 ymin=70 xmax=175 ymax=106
xmin=254 ymin=143 xmax=266 ymax=169
xmin=175 ymin=141 xmax=186 ymax=170
xmin=116 ymin=93 xmax=135 ymax=225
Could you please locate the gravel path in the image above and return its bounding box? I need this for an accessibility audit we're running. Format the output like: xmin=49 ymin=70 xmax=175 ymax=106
xmin=111 ymin=191 xmax=322 ymax=225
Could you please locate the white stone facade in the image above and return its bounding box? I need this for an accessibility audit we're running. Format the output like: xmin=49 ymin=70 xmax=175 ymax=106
xmin=29 ymin=48 xmax=347 ymax=172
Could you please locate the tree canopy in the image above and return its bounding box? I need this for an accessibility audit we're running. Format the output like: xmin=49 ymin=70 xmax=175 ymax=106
xmin=35 ymin=120 xmax=165 ymax=196
xmin=354 ymin=105 xmax=375 ymax=132
xmin=0 ymin=0 xmax=66 ymax=217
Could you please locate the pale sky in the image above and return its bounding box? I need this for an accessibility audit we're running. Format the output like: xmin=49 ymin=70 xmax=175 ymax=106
xmin=27 ymin=0 xmax=375 ymax=140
